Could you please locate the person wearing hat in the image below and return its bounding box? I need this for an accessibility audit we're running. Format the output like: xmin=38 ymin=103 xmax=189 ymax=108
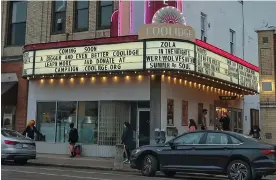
xmin=22 ymin=120 xmax=43 ymax=140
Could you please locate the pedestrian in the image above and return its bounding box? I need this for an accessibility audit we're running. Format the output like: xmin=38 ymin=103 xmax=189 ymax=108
xmin=219 ymin=112 xmax=230 ymax=131
xmin=249 ymin=125 xmax=261 ymax=139
xmin=121 ymin=122 xmax=134 ymax=163
xmin=188 ymin=119 xmax=197 ymax=132
xmin=201 ymin=109 xmax=208 ymax=130
xmin=68 ymin=122 xmax=78 ymax=158
xmin=22 ymin=120 xmax=43 ymax=140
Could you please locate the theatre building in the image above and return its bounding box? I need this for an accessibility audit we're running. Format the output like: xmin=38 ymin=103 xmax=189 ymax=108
xmin=23 ymin=21 xmax=259 ymax=156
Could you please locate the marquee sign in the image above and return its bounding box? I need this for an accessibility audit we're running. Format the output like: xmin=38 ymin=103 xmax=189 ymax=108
xmin=23 ymin=42 xmax=143 ymax=75
xmin=195 ymin=45 xmax=259 ymax=91
xmin=146 ymin=40 xmax=195 ymax=71
xmin=22 ymin=39 xmax=259 ymax=91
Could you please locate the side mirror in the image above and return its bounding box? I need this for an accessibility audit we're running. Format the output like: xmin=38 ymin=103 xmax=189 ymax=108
xmin=169 ymin=141 xmax=176 ymax=149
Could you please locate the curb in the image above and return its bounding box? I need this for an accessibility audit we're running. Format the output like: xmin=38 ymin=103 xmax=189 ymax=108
xmin=27 ymin=162 xmax=137 ymax=173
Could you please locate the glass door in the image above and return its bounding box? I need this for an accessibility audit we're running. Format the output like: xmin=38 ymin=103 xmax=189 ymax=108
xmin=136 ymin=109 xmax=150 ymax=147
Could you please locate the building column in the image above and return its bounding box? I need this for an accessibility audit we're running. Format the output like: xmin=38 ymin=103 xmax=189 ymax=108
xmin=149 ymin=75 xmax=161 ymax=144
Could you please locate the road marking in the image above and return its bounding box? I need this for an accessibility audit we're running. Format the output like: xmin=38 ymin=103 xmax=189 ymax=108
xmin=1 ymin=166 xmax=173 ymax=180
xmin=1 ymin=169 xmax=111 ymax=180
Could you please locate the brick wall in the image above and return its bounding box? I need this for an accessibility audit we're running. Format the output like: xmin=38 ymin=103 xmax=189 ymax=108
xmin=258 ymin=30 xmax=275 ymax=102
xmin=258 ymin=30 xmax=276 ymax=144
xmin=1 ymin=1 xmax=119 ymax=57
xmin=1 ymin=61 xmax=28 ymax=132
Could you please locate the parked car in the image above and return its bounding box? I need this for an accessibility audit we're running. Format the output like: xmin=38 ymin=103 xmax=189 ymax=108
xmin=1 ymin=128 xmax=36 ymax=165
xmin=130 ymin=130 xmax=276 ymax=180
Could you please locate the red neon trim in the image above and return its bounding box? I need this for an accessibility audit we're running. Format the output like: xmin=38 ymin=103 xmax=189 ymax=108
xmin=23 ymin=35 xmax=139 ymax=51
xmin=23 ymin=36 xmax=258 ymax=72
xmin=195 ymin=39 xmax=259 ymax=72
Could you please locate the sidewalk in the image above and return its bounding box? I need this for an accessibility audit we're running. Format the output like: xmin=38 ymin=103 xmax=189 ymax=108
xmin=28 ymin=154 xmax=136 ymax=172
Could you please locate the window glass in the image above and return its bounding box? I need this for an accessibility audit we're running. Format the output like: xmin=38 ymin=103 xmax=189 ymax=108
xmin=174 ymin=132 xmax=205 ymax=145
xmin=77 ymin=1 xmax=88 ymax=9
xmin=52 ymin=1 xmax=67 ymax=33
xmin=76 ymin=9 xmax=89 ymax=30
xmin=37 ymin=102 xmax=56 ymax=142
xmin=56 ymin=102 xmax=77 ymax=143
xmin=10 ymin=23 xmax=26 ymax=45
xmin=100 ymin=6 xmax=113 ymax=27
xmin=12 ymin=1 xmax=27 ymax=23
xmin=55 ymin=0 xmax=67 ymax=12
xmin=100 ymin=1 xmax=113 ymax=6
xmin=53 ymin=12 xmax=66 ymax=33
xmin=230 ymin=136 xmax=242 ymax=144
xmin=77 ymin=102 xmax=98 ymax=144
xmin=8 ymin=1 xmax=27 ymax=45
xmin=206 ymin=133 xmax=229 ymax=144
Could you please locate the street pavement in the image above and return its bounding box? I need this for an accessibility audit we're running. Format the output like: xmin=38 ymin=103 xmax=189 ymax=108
xmin=2 ymin=163 xmax=276 ymax=180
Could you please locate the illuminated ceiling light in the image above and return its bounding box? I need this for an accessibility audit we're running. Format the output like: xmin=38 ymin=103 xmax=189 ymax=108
xmin=135 ymin=71 xmax=137 ymax=74
xmin=50 ymin=79 xmax=54 ymax=83
xmin=125 ymin=75 xmax=130 ymax=80
xmin=40 ymin=79 xmax=44 ymax=83
xmin=85 ymin=73 xmax=87 ymax=76
xmin=163 ymin=71 xmax=165 ymax=73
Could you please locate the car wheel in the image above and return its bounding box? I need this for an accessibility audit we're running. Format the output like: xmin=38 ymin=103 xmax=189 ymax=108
xmin=14 ymin=159 xmax=28 ymax=165
xmin=163 ymin=171 xmax=176 ymax=177
xmin=227 ymin=160 xmax=252 ymax=180
xmin=141 ymin=155 xmax=158 ymax=177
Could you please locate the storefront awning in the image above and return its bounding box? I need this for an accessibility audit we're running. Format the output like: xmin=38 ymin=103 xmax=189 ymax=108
xmin=1 ymin=73 xmax=18 ymax=95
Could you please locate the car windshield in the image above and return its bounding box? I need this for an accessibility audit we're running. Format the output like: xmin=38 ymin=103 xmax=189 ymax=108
xmin=1 ymin=129 xmax=25 ymax=138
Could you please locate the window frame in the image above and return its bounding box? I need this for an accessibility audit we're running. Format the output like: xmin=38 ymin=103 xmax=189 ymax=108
xmin=96 ymin=1 xmax=114 ymax=30
xmin=51 ymin=1 xmax=67 ymax=35
xmin=230 ymin=29 xmax=236 ymax=54
xmin=169 ymin=132 xmax=206 ymax=145
xmin=6 ymin=0 xmax=27 ymax=46
xmin=204 ymin=132 xmax=233 ymax=145
xmin=73 ymin=1 xmax=89 ymax=32
xmin=200 ymin=12 xmax=207 ymax=41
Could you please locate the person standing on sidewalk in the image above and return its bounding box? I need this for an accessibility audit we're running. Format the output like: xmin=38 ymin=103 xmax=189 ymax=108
xmin=201 ymin=109 xmax=208 ymax=130
xmin=188 ymin=119 xmax=197 ymax=132
xmin=121 ymin=122 xmax=134 ymax=163
xmin=220 ymin=112 xmax=230 ymax=131
xmin=68 ymin=122 xmax=78 ymax=158
xmin=22 ymin=120 xmax=44 ymax=140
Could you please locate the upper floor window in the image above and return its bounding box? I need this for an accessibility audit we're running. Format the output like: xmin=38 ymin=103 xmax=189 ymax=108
xmin=230 ymin=29 xmax=236 ymax=54
xmin=201 ymin=12 xmax=207 ymax=42
xmin=7 ymin=1 xmax=27 ymax=46
xmin=97 ymin=1 xmax=113 ymax=30
xmin=74 ymin=1 xmax=89 ymax=31
xmin=52 ymin=1 xmax=67 ymax=34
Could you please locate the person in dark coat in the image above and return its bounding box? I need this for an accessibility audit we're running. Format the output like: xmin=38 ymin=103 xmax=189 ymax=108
xmin=68 ymin=122 xmax=78 ymax=157
xmin=219 ymin=112 xmax=230 ymax=131
xmin=121 ymin=122 xmax=134 ymax=163
xmin=249 ymin=125 xmax=261 ymax=139
xmin=22 ymin=120 xmax=43 ymax=140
